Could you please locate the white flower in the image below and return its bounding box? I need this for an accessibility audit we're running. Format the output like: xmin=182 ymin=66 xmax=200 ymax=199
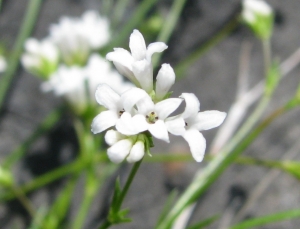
xmin=106 ymin=29 xmax=167 ymax=92
xmin=49 ymin=10 xmax=110 ymax=66
xmin=116 ymin=87 xmax=183 ymax=142
xmin=42 ymin=54 xmax=132 ymax=115
xmin=0 ymin=56 xmax=7 ymax=73
xmin=21 ymin=38 xmax=59 ymax=78
xmin=105 ymin=130 xmax=145 ymax=163
xmin=91 ymin=84 xmax=149 ymax=134
xmin=176 ymin=93 xmax=226 ymax=162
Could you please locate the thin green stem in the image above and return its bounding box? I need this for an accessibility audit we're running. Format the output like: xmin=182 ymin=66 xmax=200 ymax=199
xmin=98 ymin=159 xmax=143 ymax=229
xmin=116 ymin=159 xmax=143 ymax=211
xmin=105 ymin=0 xmax=159 ymax=52
xmin=72 ymin=165 xmax=116 ymax=229
xmin=111 ymin=0 xmax=131 ymax=29
xmin=10 ymin=185 xmax=36 ymax=217
xmin=156 ymin=95 xmax=271 ymax=229
xmin=262 ymin=38 xmax=271 ymax=77
xmin=0 ymin=0 xmax=43 ymax=111
xmin=152 ymin=0 xmax=187 ymax=68
xmin=0 ymin=153 xmax=108 ymax=201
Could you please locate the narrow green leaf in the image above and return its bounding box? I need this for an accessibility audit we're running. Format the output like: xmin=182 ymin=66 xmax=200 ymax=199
xmin=155 ymin=190 xmax=178 ymax=227
xmin=105 ymin=0 xmax=159 ymax=51
xmin=0 ymin=0 xmax=43 ymax=110
xmin=230 ymin=209 xmax=300 ymax=229
xmin=43 ymin=177 xmax=77 ymax=228
xmin=187 ymin=215 xmax=219 ymax=229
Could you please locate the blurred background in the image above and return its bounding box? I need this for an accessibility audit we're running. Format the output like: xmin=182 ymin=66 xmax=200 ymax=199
xmin=0 ymin=0 xmax=300 ymax=228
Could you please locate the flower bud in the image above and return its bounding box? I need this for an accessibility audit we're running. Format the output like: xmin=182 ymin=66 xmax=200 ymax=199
xmin=242 ymin=0 xmax=274 ymax=40
xmin=155 ymin=64 xmax=175 ymax=100
xmin=127 ymin=141 xmax=145 ymax=163
xmin=107 ymin=139 xmax=133 ymax=163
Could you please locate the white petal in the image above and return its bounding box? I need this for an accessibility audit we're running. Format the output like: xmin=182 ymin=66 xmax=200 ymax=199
xmin=155 ymin=98 xmax=182 ymax=120
xmin=91 ymin=110 xmax=118 ymax=134
xmin=95 ymin=84 xmax=121 ymax=110
xmin=180 ymin=93 xmax=200 ymax=119
xmin=146 ymin=42 xmax=168 ymax=62
xmin=106 ymin=48 xmax=136 ymax=82
xmin=121 ymin=87 xmax=149 ymax=112
xmin=194 ymin=111 xmax=227 ymax=131
xmin=116 ymin=112 xmax=148 ymax=135
xmin=127 ymin=141 xmax=145 ymax=163
xmin=183 ymin=129 xmax=206 ymax=162
xmin=107 ymin=139 xmax=132 ymax=163
xmin=24 ymin=38 xmax=40 ymax=54
xmin=136 ymin=94 xmax=155 ymax=115
xmin=129 ymin=29 xmax=147 ymax=61
xmin=148 ymin=120 xmax=169 ymax=142
xmin=114 ymin=62 xmax=140 ymax=86
xmin=105 ymin=130 xmax=124 ymax=146
xmin=155 ymin=64 xmax=175 ymax=100
xmin=165 ymin=117 xmax=186 ymax=136
xmin=132 ymin=59 xmax=153 ymax=92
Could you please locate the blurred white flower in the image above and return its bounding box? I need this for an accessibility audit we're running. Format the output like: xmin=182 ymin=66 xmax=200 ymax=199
xmin=49 ymin=10 xmax=110 ymax=66
xmin=42 ymin=54 xmax=132 ymax=115
xmin=0 ymin=56 xmax=7 ymax=73
xmin=21 ymin=38 xmax=59 ymax=78
xmin=106 ymin=29 xmax=167 ymax=92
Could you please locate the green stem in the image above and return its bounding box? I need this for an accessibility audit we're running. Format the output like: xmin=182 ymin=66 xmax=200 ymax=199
xmin=262 ymin=38 xmax=271 ymax=77
xmin=174 ymin=15 xmax=240 ymax=79
xmin=99 ymin=159 xmax=143 ymax=229
xmin=104 ymin=0 xmax=159 ymax=52
xmin=152 ymin=0 xmax=187 ymax=68
xmin=111 ymin=0 xmax=131 ymax=29
xmin=10 ymin=185 xmax=36 ymax=217
xmin=116 ymin=159 xmax=143 ymax=211
xmin=72 ymin=165 xmax=116 ymax=229
xmin=0 ymin=153 xmax=108 ymax=202
xmin=156 ymin=95 xmax=271 ymax=229
xmin=0 ymin=0 xmax=43 ymax=111
xmin=2 ymin=107 xmax=63 ymax=168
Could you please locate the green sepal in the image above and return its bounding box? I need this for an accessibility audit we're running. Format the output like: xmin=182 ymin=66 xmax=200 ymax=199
xmin=143 ymin=132 xmax=154 ymax=157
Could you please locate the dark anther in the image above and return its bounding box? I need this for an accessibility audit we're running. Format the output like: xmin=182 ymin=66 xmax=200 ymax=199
xmin=185 ymin=122 xmax=188 ymax=126
xmin=151 ymin=111 xmax=155 ymax=115
xmin=146 ymin=115 xmax=149 ymax=118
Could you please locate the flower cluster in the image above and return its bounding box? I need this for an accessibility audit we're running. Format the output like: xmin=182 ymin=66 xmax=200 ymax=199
xmin=91 ymin=30 xmax=226 ymax=163
xmin=21 ymin=11 xmax=132 ymax=115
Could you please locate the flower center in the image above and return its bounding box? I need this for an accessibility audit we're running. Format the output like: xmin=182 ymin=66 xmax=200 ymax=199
xmin=119 ymin=109 xmax=125 ymax=117
xmin=146 ymin=111 xmax=158 ymax=124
